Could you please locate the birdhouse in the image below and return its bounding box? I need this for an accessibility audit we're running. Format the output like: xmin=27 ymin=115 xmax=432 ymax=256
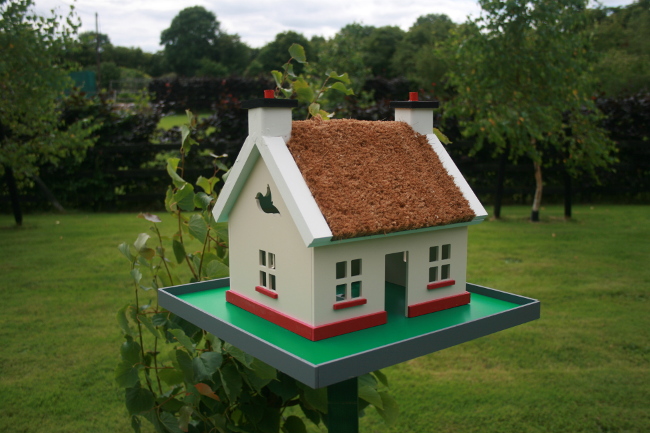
xmin=211 ymin=92 xmax=488 ymax=341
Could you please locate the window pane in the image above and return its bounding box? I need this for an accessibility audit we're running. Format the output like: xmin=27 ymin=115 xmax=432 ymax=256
xmin=351 ymin=259 xmax=362 ymax=276
xmin=259 ymin=250 xmax=266 ymax=266
xmin=336 ymin=261 xmax=346 ymax=279
xmin=260 ymin=271 xmax=267 ymax=287
xmin=269 ymin=274 xmax=276 ymax=290
xmin=351 ymin=281 xmax=361 ymax=298
xmin=429 ymin=266 xmax=438 ymax=282
xmin=336 ymin=284 xmax=347 ymax=302
xmin=442 ymin=244 xmax=451 ymax=260
xmin=441 ymin=264 xmax=450 ymax=280
xmin=269 ymin=253 xmax=275 ymax=269
xmin=429 ymin=246 xmax=438 ymax=262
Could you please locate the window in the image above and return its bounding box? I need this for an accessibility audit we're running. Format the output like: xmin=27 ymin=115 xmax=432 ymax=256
xmin=429 ymin=244 xmax=451 ymax=282
xmin=259 ymin=250 xmax=277 ymax=290
xmin=335 ymin=259 xmax=362 ymax=302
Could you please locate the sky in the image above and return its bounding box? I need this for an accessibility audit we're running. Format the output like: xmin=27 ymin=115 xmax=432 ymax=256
xmin=33 ymin=0 xmax=636 ymax=53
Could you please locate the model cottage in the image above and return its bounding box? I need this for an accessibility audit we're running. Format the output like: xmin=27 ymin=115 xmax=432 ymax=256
xmin=212 ymin=92 xmax=487 ymax=341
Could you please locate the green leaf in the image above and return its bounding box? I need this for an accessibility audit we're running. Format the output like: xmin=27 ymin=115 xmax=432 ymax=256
xmin=188 ymin=214 xmax=208 ymax=243
xmin=120 ymin=339 xmax=142 ymax=365
xmin=283 ymin=416 xmax=307 ymax=433
xmin=165 ymin=186 xmax=175 ymax=212
xmin=359 ymin=385 xmax=383 ymax=409
xmin=158 ymin=368 xmax=184 ymax=387
xmin=134 ymin=233 xmax=150 ymax=252
xmin=271 ymin=71 xmax=283 ymax=88
xmin=219 ymin=363 xmax=243 ymax=403
xmin=194 ymin=191 xmax=213 ymax=210
xmin=308 ymin=103 xmax=321 ymax=118
xmin=374 ymin=391 xmax=399 ymax=426
xmin=433 ymin=127 xmax=453 ymax=145
xmin=172 ymin=184 xmax=195 ymax=212
xmin=268 ymin=373 xmax=299 ymax=403
xmin=302 ymin=386 xmax=328 ymax=413
xmin=130 ymin=268 xmax=142 ymax=285
xmin=224 ymin=342 xmax=253 ymax=367
xmin=250 ymin=358 xmax=276 ymax=381
xmin=178 ymin=405 xmax=192 ymax=432
xmin=172 ymin=240 xmax=185 ymax=264
xmin=196 ymin=175 xmax=217 ymax=194
xmin=125 ymin=383 xmax=155 ymax=415
xmin=181 ymin=124 xmax=198 ymax=154
xmin=158 ymin=410 xmax=185 ymax=433
xmin=289 ymin=43 xmax=307 ymax=63
xmin=117 ymin=304 xmax=136 ymax=336
xmin=130 ymin=415 xmax=142 ymax=433
xmin=118 ymin=242 xmax=135 ymax=262
xmin=215 ymin=159 xmax=229 ymax=172
xmin=330 ymin=81 xmax=354 ymax=95
xmin=373 ymin=370 xmax=389 ymax=387
xmin=115 ymin=360 xmax=140 ymax=388
xmin=170 ymin=329 xmax=195 ymax=353
xmin=166 ymin=159 xmax=186 ymax=188
xmin=193 ymin=351 xmax=223 ymax=381
xmin=174 ymin=349 xmax=194 ymax=384
xmin=205 ymin=259 xmax=229 ymax=279
xmin=293 ymin=79 xmax=314 ymax=104
xmin=140 ymin=247 xmax=155 ymax=261
xmin=139 ymin=314 xmax=161 ymax=339
xmin=299 ymin=401 xmax=321 ymax=426
xmin=328 ymin=71 xmax=351 ymax=84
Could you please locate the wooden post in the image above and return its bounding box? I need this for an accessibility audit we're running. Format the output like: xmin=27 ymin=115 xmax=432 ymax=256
xmin=327 ymin=377 xmax=358 ymax=433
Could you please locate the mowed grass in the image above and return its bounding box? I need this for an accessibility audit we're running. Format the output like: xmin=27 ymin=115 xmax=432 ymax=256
xmin=0 ymin=206 xmax=648 ymax=432
xmin=158 ymin=112 xmax=211 ymax=130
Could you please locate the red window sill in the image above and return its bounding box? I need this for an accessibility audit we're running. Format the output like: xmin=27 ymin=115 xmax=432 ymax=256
xmin=333 ymin=298 xmax=367 ymax=310
xmin=255 ymin=286 xmax=278 ymax=299
xmin=427 ymin=279 xmax=456 ymax=290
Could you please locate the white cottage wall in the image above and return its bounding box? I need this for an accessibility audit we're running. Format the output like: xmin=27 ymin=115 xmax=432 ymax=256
xmin=312 ymin=227 xmax=468 ymax=326
xmin=228 ymin=157 xmax=314 ymax=325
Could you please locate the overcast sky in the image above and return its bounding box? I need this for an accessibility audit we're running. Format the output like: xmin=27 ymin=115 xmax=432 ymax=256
xmin=33 ymin=0 xmax=636 ymax=53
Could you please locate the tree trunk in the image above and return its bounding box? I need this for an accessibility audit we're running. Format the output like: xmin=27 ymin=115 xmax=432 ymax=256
xmin=531 ymin=162 xmax=543 ymax=222
xmin=32 ymin=174 xmax=66 ymax=213
xmin=4 ymin=165 xmax=23 ymax=226
xmin=564 ymin=169 xmax=572 ymax=219
xmin=494 ymin=148 xmax=507 ymax=219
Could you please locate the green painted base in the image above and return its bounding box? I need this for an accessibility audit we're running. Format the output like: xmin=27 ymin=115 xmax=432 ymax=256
xmin=159 ymin=279 xmax=539 ymax=388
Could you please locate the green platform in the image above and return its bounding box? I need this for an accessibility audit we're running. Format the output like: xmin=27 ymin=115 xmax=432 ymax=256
xmin=159 ymin=279 xmax=539 ymax=388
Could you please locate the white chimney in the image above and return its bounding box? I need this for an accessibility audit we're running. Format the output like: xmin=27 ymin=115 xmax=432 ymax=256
xmin=391 ymin=92 xmax=439 ymax=135
xmin=243 ymin=90 xmax=298 ymax=141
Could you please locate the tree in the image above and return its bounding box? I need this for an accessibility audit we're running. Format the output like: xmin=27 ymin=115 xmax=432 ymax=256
xmin=161 ymin=6 xmax=221 ymax=76
xmin=248 ymin=31 xmax=312 ymax=76
xmin=161 ymin=6 xmax=251 ymax=77
xmin=392 ymin=14 xmax=457 ymax=92
xmin=589 ymin=0 xmax=650 ymax=96
xmin=445 ymin=0 xmax=617 ymax=221
xmin=363 ymin=26 xmax=405 ymax=77
xmin=0 ymin=0 xmax=97 ymax=225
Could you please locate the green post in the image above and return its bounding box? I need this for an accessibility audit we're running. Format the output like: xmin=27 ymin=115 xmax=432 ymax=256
xmin=327 ymin=377 xmax=358 ymax=433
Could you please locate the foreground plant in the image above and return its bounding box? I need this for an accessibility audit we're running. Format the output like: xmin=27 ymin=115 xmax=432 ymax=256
xmin=116 ymin=111 xmax=396 ymax=432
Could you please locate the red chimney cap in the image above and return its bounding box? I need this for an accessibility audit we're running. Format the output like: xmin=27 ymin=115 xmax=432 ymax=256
xmin=264 ymin=89 xmax=275 ymax=99
xmin=409 ymin=92 xmax=419 ymax=101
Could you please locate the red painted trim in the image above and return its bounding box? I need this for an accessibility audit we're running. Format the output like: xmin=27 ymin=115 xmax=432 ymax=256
xmin=333 ymin=298 xmax=367 ymax=310
xmin=408 ymin=292 xmax=470 ymax=318
xmin=255 ymin=286 xmax=278 ymax=299
xmin=427 ymin=279 xmax=456 ymax=290
xmin=226 ymin=290 xmax=386 ymax=341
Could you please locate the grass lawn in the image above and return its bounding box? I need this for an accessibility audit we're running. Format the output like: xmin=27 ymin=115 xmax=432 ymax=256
xmin=158 ymin=112 xmax=211 ymax=130
xmin=0 ymin=205 xmax=648 ymax=432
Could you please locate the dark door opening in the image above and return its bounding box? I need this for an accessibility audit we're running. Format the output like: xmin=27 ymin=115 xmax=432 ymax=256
xmin=385 ymin=252 xmax=408 ymax=318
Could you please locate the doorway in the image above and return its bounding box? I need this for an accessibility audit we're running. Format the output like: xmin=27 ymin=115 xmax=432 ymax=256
xmin=385 ymin=252 xmax=408 ymax=318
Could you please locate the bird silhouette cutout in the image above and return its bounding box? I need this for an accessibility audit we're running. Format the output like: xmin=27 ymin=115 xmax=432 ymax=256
xmin=255 ymin=185 xmax=280 ymax=214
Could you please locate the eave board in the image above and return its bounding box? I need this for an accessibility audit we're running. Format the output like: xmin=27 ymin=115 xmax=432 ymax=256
xmin=159 ymin=279 xmax=539 ymax=389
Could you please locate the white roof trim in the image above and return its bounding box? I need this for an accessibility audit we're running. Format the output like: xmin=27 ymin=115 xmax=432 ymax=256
xmin=426 ymin=134 xmax=488 ymax=222
xmin=257 ymin=136 xmax=333 ymax=247
xmin=212 ymin=134 xmax=333 ymax=247
xmin=212 ymin=136 xmax=260 ymax=223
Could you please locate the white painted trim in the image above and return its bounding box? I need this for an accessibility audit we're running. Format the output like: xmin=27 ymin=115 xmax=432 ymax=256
xmin=426 ymin=134 xmax=488 ymax=221
xmin=258 ymin=136 xmax=333 ymax=247
xmin=309 ymin=218 xmax=483 ymax=248
xmin=212 ymin=136 xmax=260 ymax=223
